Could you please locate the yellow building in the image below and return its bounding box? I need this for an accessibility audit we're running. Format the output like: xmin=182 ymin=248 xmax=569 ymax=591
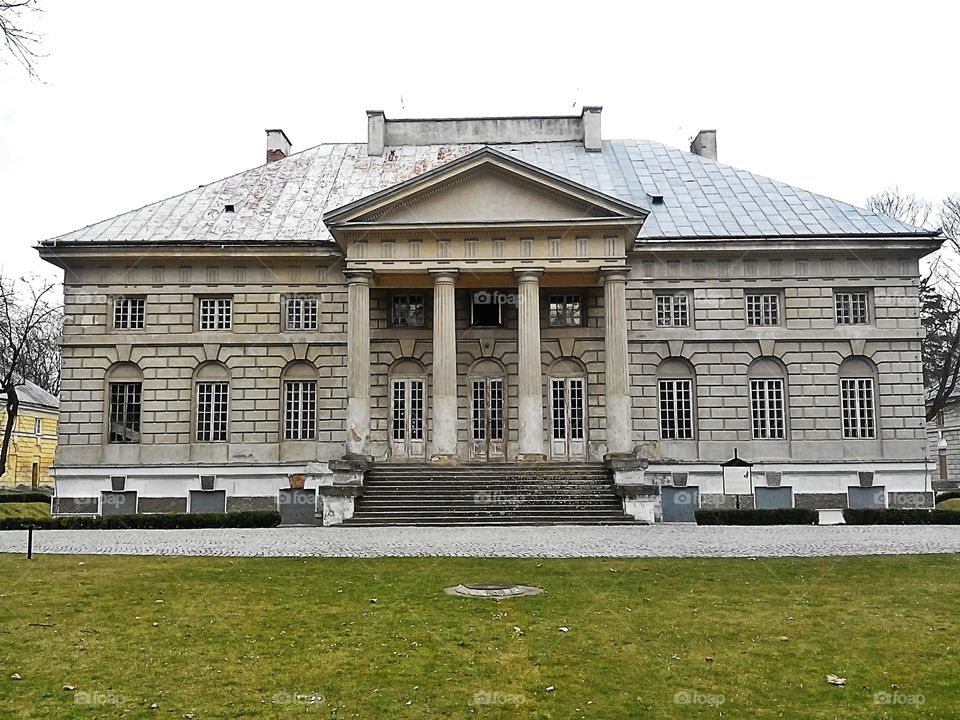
xmin=0 ymin=380 xmax=59 ymax=489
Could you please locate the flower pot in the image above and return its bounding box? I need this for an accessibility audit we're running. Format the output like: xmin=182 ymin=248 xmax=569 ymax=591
xmin=289 ymin=474 xmax=306 ymax=490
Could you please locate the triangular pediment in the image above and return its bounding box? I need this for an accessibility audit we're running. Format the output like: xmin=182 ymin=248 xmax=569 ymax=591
xmin=323 ymin=147 xmax=647 ymax=232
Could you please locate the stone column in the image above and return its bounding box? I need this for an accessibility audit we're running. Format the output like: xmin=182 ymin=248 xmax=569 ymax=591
xmin=430 ymin=270 xmax=459 ymax=462
xmin=345 ymin=270 xmax=373 ymax=459
xmin=515 ymin=268 xmax=546 ymax=461
xmin=602 ymin=267 xmax=633 ymax=457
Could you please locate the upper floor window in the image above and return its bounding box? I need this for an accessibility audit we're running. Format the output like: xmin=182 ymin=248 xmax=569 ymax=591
xmin=391 ymin=294 xmax=425 ymax=327
xmin=33 ymin=417 xmax=42 ymax=435
xmin=746 ymin=293 xmax=780 ymax=326
xmin=840 ymin=377 xmax=875 ymax=439
xmin=835 ymin=291 xmax=869 ymax=325
xmin=196 ymin=381 xmax=229 ymax=442
xmin=548 ymin=294 xmax=582 ymax=327
xmin=285 ymin=296 xmax=318 ymax=331
xmin=108 ymin=382 xmax=142 ymax=444
xmin=656 ymin=293 xmax=689 ymax=327
xmin=471 ymin=290 xmax=503 ymax=327
xmin=199 ymin=297 xmax=232 ymax=331
xmin=113 ymin=297 xmax=145 ymax=330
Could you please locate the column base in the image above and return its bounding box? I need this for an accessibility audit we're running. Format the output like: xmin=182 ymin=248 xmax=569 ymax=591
xmin=430 ymin=454 xmax=460 ymax=465
xmin=516 ymin=453 xmax=547 ymax=463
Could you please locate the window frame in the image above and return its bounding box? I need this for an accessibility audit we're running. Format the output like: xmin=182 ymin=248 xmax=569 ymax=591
xmin=33 ymin=417 xmax=42 ymax=436
xmin=745 ymin=292 xmax=781 ymax=327
xmin=547 ymin=293 xmax=583 ymax=327
xmin=112 ymin=296 xmax=146 ymax=331
xmin=470 ymin=290 xmax=504 ymax=327
xmin=284 ymin=295 xmax=319 ymax=331
xmin=195 ymin=381 xmax=229 ymax=442
xmin=840 ymin=377 xmax=876 ymax=439
xmin=198 ymin=296 xmax=233 ymax=331
xmin=834 ymin=290 xmax=870 ymax=325
xmin=108 ymin=381 xmax=142 ymax=444
xmin=749 ymin=377 xmax=786 ymax=440
xmin=390 ymin=294 xmax=426 ymax=328
xmin=283 ymin=379 xmax=317 ymax=440
xmin=658 ymin=378 xmax=694 ymax=440
xmin=655 ymin=292 xmax=690 ymax=327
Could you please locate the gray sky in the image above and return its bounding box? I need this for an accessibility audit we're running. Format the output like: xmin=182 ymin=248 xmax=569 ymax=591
xmin=1 ymin=0 xmax=957 ymax=282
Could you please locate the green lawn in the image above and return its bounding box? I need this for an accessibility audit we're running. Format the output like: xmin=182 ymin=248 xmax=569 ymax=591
xmin=0 ymin=554 xmax=957 ymax=718
xmin=0 ymin=502 xmax=50 ymax=521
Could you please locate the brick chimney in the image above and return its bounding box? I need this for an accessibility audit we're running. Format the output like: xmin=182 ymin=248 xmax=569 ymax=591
xmin=690 ymin=129 xmax=717 ymax=161
xmin=265 ymin=129 xmax=291 ymax=163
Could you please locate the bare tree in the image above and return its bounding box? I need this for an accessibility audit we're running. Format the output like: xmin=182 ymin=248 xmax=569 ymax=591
xmin=0 ymin=275 xmax=60 ymax=476
xmin=0 ymin=0 xmax=42 ymax=79
xmin=867 ymin=189 xmax=959 ymax=420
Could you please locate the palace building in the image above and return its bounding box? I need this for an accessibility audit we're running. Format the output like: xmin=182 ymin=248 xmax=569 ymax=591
xmin=38 ymin=109 xmax=941 ymax=523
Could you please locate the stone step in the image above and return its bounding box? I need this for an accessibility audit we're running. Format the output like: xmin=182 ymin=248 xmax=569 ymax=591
xmin=341 ymin=517 xmax=638 ymax=526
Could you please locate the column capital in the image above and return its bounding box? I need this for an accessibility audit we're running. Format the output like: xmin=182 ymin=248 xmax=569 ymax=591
xmin=344 ymin=268 xmax=375 ymax=285
xmin=599 ymin=266 xmax=630 ymax=283
xmin=513 ymin=267 xmax=544 ymax=283
xmin=428 ymin=268 xmax=459 ymax=285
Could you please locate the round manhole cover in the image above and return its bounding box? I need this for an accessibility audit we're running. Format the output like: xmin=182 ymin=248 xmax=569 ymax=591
xmin=445 ymin=583 xmax=542 ymax=598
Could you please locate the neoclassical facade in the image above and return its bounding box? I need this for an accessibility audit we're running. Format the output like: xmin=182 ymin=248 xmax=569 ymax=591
xmin=38 ymin=110 xmax=942 ymax=520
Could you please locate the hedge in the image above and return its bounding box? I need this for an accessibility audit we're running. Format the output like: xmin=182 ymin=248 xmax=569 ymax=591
xmin=843 ymin=508 xmax=960 ymax=525
xmin=0 ymin=492 xmax=53 ymax=504
xmin=0 ymin=511 xmax=281 ymax=531
xmin=695 ymin=508 xmax=819 ymax=525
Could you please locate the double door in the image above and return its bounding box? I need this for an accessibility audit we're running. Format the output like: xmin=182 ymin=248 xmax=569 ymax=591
xmin=470 ymin=377 xmax=505 ymax=461
xmin=550 ymin=377 xmax=586 ymax=460
xmin=390 ymin=378 xmax=425 ymax=459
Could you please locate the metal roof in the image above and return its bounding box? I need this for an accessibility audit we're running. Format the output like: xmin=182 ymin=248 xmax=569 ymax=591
xmin=1 ymin=379 xmax=59 ymax=411
xmin=38 ymin=139 xmax=935 ymax=247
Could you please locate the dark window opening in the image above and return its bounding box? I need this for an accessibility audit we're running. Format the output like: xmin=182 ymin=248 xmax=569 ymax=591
xmin=471 ymin=291 xmax=503 ymax=327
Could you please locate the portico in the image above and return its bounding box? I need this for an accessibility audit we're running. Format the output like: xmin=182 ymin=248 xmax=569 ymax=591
xmin=324 ymin=147 xmax=646 ymax=464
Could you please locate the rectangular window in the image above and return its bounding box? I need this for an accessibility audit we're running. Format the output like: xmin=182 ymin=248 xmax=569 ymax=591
xmin=656 ymin=294 xmax=689 ymax=327
xmin=841 ymin=378 xmax=876 ymax=439
xmin=34 ymin=417 xmax=42 ymax=435
xmin=199 ymin=297 xmax=232 ymax=330
xmin=285 ymin=296 xmax=318 ymax=331
xmin=113 ymin=297 xmax=145 ymax=330
xmin=658 ymin=379 xmax=693 ymax=440
xmin=750 ymin=378 xmax=785 ymax=439
xmin=284 ymin=380 xmax=316 ymax=440
xmin=835 ymin=291 xmax=869 ymax=325
xmin=391 ymin=294 xmax=425 ymax=327
xmin=548 ymin=294 xmax=582 ymax=327
xmin=746 ymin=293 xmax=780 ymax=326
xmin=471 ymin=291 xmax=502 ymax=327
xmin=196 ymin=382 xmax=229 ymax=442
xmin=108 ymin=382 xmax=142 ymax=443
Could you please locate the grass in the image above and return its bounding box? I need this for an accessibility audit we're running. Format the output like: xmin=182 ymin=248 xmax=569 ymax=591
xmin=0 ymin=503 xmax=50 ymax=521
xmin=0 ymin=554 xmax=957 ymax=718
xmin=936 ymin=498 xmax=960 ymax=511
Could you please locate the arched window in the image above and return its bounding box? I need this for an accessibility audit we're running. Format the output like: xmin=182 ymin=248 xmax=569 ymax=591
xmin=194 ymin=362 xmax=230 ymax=443
xmin=748 ymin=357 xmax=788 ymax=440
xmin=657 ymin=358 xmax=695 ymax=440
xmin=282 ymin=362 xmax=318 ymax=441
xmin=839 ymin=356 xmax=878 ymax=439
xmin=106 ymin=362 xmax=143 ymax=444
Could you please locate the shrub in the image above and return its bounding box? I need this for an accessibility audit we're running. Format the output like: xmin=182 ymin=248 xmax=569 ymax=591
xmin=695 ymin=508 xmax=819 ymax=525
xmin=0 ymin=492 xmax=53 ymax=504
xmin=842 ymin=508 xmax=960 ymax=525
xmin=0 ymin=511 xmax=281 ymax=531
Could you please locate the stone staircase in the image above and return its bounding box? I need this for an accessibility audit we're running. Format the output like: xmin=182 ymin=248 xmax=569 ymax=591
xmin=341 ymin=462 xmax=637 ymax=526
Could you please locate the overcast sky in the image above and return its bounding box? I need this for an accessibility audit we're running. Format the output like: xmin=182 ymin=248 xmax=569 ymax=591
xmin=1 ymin=0 xmax=957 ymax=282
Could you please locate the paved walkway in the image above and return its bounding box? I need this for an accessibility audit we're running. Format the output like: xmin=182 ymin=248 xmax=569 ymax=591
xmin=0 ymin=524 xmax=958 ymax=558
